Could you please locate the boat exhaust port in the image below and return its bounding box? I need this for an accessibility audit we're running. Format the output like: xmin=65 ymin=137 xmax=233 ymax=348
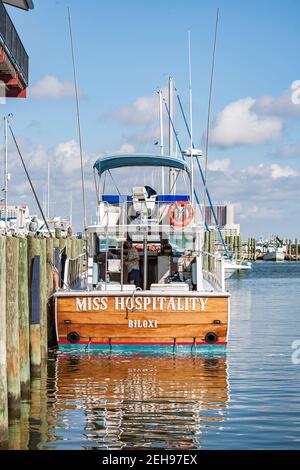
xmin=205 ymin=332 xmax=218 ymax=344
xmin=67 ymin=332 xmax=81 ymax=344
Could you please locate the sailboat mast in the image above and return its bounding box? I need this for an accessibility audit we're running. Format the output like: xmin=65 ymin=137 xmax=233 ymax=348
xmin=158 ymin=89 xmax=164 ymax=194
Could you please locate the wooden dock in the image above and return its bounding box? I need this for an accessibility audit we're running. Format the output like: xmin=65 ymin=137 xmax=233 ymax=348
xmin=0 ymin=234 xmax=84 ymax=445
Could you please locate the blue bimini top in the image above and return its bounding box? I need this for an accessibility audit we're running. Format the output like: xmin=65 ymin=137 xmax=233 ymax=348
xmin=94 ymin=154 xmax=191 ymax=176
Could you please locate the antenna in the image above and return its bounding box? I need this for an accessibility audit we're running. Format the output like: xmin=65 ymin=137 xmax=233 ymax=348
xmin=203 ymin=8 xmax=219 ymax=225
xmin=68 ymin=6 xmax=87 ymax=232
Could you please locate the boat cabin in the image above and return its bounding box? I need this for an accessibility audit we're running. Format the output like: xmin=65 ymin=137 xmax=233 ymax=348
xmin=85 ymin=154 xmax=221 ymax=294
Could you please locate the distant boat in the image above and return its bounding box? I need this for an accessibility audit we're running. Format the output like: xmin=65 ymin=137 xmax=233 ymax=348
xmin=263 ymin=248 xmax=285 ymax=262
xmin=223 ymin=256 xmax=251 ymax=279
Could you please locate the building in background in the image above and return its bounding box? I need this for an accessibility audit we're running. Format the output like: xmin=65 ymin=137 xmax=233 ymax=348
xmin=0 ymin=0 xmax=34 ymax=98
xmin=204 ymin=203 xmax=240 ymax=237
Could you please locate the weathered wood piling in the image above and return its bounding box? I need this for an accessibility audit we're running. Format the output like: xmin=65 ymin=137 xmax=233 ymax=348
xmin=0 ymin=236 xmax=8 ymax=444
xmin=0 ymin=234 xmax=84 ymax=444
xmin=6 ymin=236 xmax=20 ymax=417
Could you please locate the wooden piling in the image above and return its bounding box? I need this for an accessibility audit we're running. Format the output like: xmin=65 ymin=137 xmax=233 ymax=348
xmin=6 ymin=236 xmax=21 ymax=416
xmin=55 ymin=227 xmax=62 ymax=239
xmin=39 ymin=239 xmax=48 ymax=362
xmin=0 ymin=237 xmax=8 ymax=444
xmin=18 ymin=237 xmax=30 ymax=397
xmin=27 ymin=238 xmax=41 ymax=376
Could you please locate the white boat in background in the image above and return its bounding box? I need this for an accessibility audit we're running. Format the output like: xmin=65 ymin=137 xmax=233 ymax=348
xmin=223 ymin=257 xmax=252 ymax=279
xmin=263 ymin=248 xmax=285 ymax=262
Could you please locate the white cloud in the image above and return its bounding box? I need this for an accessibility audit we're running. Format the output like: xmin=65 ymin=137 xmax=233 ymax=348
xmin=245 ymin=162 xmax=298 ymax=179
xmin=239 ymin=205 xmax=282 ymax=220
xmin=253 ymin=82 xmax=300 ymax=118
xmin=270 ymin=163 xmax=298 ymax=178
xmin=113 ymin=143 xmax=135 ymax=154
xmin=54 ymin=139 xmax=91 ymax=175
xmin=210 ymin=97 xmax=283 ymax=147
xmin=208 ymin=158 xmax=231 ymax=172
xmin=31 ymin=75 xmax=75 ymax=99
xmin=106 ymin=90 xmax=165 ymax=126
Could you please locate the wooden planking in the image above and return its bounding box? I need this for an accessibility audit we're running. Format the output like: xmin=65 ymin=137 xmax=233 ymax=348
xmin=60 ymin=335 xmax=227 ymax=343
xmin=58 ymin=309 xmax=228 ymax=325
xmin=57 ymin=294 xmax=228 ymax=342
xmin=59 ymin=323 xmax=227 ymax=339
xmin=57 ymin=295 xmax=228 ymax=315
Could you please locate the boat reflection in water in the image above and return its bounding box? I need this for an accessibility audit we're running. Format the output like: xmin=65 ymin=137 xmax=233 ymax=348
xmin=47 ymin=353 xmax=229 ymax=449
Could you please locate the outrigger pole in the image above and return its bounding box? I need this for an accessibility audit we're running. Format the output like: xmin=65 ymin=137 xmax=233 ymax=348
xmin=203 ymin=8 xmax=219 ymax=227
xmin=163 ymin=98 xmax=209 ymax=231
xmin=68 ymin=7 xmax=87 ymax=233
xmin=175 ymin=88 xmax=228 ymax=255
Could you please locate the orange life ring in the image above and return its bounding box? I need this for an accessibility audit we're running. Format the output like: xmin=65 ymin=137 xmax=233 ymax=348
xmin=168 ymin=201 xmax=194 ymax=227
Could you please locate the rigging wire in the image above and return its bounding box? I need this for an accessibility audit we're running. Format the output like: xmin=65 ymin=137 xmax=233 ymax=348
xmin=108 ymin=169 xmax=121 ymax=196
xmin=203 ymin=8 xmax=219 ymax=227
xmin=163 ymin=98 xmax=209 ymax=230
xmin=9 ymin=123 xmax=53 ymax=238
xmin=175 ymin=87 xmax=228 ymax=255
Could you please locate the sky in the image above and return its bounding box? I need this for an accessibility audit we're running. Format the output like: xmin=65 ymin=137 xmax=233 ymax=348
xmin=1 ymin=0 xmax=300 ymax=237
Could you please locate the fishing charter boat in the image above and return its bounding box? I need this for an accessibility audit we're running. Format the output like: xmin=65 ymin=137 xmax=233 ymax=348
xmin=54 ymin=153 xmax=230 ymax=353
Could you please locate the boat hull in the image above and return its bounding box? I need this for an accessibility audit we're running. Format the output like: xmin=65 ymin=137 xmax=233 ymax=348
xmin=263 ymin=251 xmax=285 ymax=261
xmin=55 ymin=291 xmax=230 ymax=352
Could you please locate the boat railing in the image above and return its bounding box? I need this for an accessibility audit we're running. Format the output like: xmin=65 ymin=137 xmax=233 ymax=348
xmin=202 ymin=251 xmax=225 ymax=292
xmin=0 ymin=1 xmax=29 ymax=84
xmin=63 ymin=252 xmax=86 ymax=290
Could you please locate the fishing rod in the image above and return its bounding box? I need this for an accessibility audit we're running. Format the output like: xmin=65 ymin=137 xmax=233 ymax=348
xmin=9 ymin=123 xmax=53 ymax=238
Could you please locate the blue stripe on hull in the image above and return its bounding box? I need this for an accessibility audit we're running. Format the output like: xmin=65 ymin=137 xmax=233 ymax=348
xmin=58 ymin=343 xmax=227 ymax=356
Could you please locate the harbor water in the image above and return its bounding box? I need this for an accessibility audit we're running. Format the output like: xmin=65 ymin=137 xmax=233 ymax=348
xmin=4 ymin=262 xmax=300 ymax=450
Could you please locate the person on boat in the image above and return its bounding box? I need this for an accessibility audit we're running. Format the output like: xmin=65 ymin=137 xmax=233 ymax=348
xmin=125 ymin=240 xmax=140 ymax=285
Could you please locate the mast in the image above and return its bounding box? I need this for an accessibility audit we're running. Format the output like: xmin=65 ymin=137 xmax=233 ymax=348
xmin=168 ymin=76 xmax=175 ymax=194
xmin=158 ymin=89 xmax=164 ymax=193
